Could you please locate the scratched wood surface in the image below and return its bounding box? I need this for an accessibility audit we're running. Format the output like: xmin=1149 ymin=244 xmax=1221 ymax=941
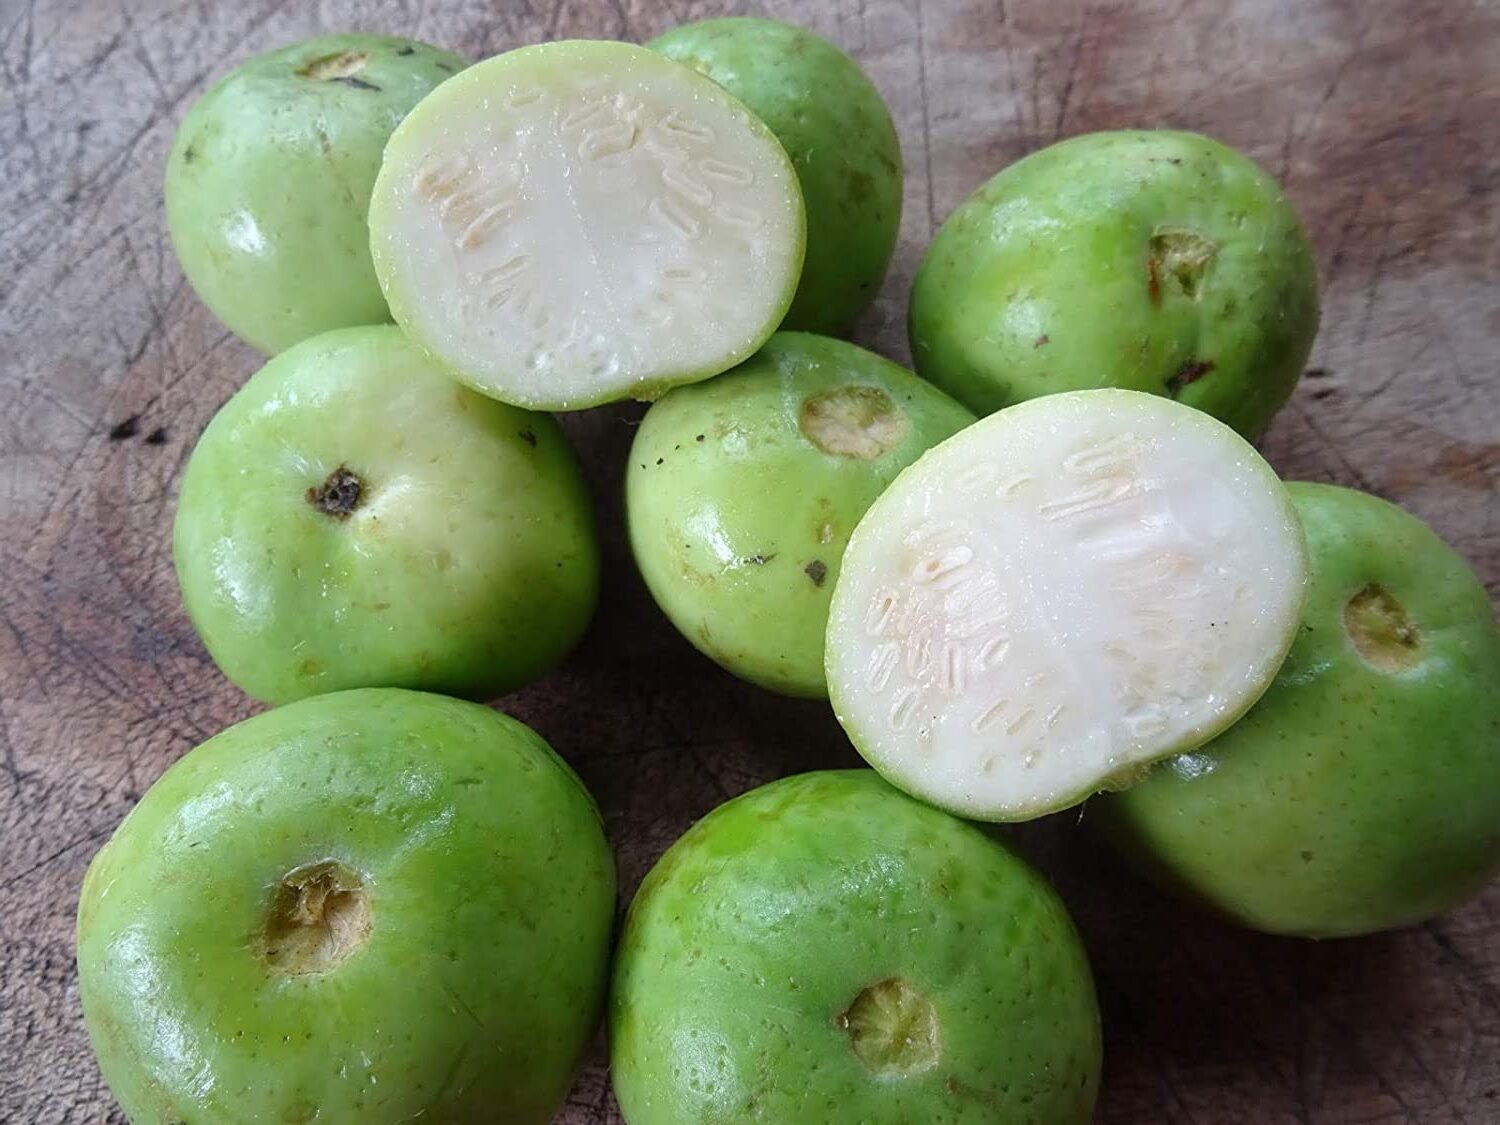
xmin=2 ymin=0 xmax=1497 ymax=1121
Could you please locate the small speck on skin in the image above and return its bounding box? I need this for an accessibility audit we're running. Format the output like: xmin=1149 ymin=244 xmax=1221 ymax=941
xmin=396 ymin=45 xmax=415 ymax=56
xmin=696 ymin=433 xmax=705 ymax=442
xmin=656 ymin=457 xmax=664 ymax=465
xmin=332 ymin=75 xmax=381 ymax=91
xmin=1034 ymin=334 xmax=1049 ymax=348
xmin=805 ymin=560 xmax=828 ymax=586
xmin=144 ymin=427 xmax=168 ymax=445
xmin=519 ymin=428 xmax=537 ymax=447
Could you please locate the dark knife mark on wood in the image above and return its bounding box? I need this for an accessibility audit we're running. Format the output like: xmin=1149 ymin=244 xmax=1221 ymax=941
xmin=108 ymin=415 xmax=141 ymax=440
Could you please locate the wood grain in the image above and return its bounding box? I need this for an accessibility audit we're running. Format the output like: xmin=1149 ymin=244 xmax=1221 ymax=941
xmin=1 ymin=0 xmax=1497 ymax=1121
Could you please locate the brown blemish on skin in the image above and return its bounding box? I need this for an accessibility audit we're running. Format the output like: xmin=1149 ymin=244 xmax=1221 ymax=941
xmin=800 ymin=386 xmax=909 ymax=460
xmin=297 ymin=50 xmax=370 ymax=82
xmin=846 ymin=167 xmax=875 ymax=203
xmin=1149 ymin=228 xmax=1217 ymax=301
xmin=805 ymin=560 xmax=828 ymax=587
xmin=313 ymin=124 xmax=361 ymax=209
xmin=306 ymin=465 xmax=363 ymax=518
xmin=839 ymin=978 xmax=940 ymax=1078
xmin=1166 ymin=359 xmax=1215 ymax=396
xmin=261 ymin=860 xmax=371 ymax=975
xmin=943 ymin=1074 xmax=1000 ymax=1106
xmin=677 ymin=561 xmax=712 ymax=588
xmin=1034 ymin=334 xmax=1049 ymax=348
xmin=1344 ymin=583 xmax=1422 ymax=673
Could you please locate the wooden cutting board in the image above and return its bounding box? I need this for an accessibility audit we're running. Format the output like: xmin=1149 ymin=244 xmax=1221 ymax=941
xmin=2 ymin=1 xmax=1496 ymax=1121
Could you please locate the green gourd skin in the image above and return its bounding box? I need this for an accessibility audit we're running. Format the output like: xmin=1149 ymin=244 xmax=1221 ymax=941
xmin=1096 ymin=483 xmax=1500 ymax=938
xmin=626 ymin=333 xmax=974 ymax=699
xmin=165 ymin=34 xmax=465 ymax=353
xmin=77 ymin=689 xmax=616 ymax=1124
xmin=173 ymin=325 xmax=599 ymax=705
xmin=909 ymin=130 xmax=1319 ymax=437
xmin=651 ymin=18 xmax=903 ymax=335
xmin=611 ymin=770 xmax=1102 ymax=1124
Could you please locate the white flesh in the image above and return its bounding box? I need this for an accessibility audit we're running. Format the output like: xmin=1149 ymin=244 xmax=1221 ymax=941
xmin=826 ymin=390 xmax=1307 ymax=821
xmin=370 ymin=41 xmax=804 ymax=410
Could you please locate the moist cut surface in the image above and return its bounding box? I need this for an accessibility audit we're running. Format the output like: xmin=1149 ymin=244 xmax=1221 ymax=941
xmin=826 ymin=389 xmax=1308 ymax=820
xmin=370 ymin=40 xmax=805 ymax=410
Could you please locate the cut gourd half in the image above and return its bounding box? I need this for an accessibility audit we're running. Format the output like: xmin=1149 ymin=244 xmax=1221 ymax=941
xmin=369 ymin=40 xmax=806 ymax=411
xmin=826 ymin=389 xmax=1308 ymax=821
